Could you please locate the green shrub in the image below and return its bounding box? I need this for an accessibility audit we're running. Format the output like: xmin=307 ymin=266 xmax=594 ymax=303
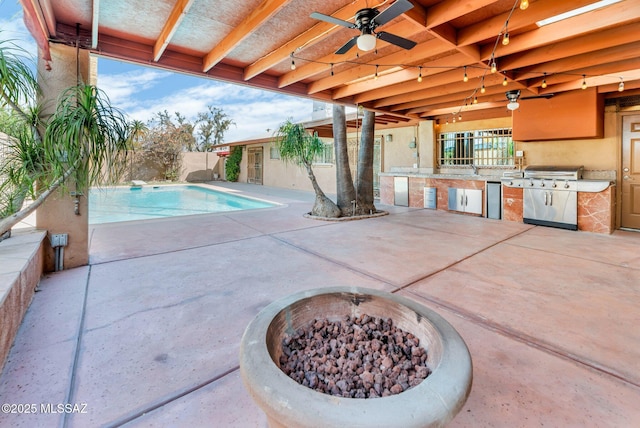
xmin=225 ymin=146 xmax=243 ymax=182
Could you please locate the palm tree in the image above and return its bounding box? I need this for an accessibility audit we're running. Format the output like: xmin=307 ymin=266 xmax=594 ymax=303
xmin=274 ymin=119 xmax=340 ymax=218
xmin=0 ymin=36 xmax=130 ymax=239
xmin=355 ymin=109 xmax=377 ymax=214
xmin=333 ymin=104 xmax=356 ymax=216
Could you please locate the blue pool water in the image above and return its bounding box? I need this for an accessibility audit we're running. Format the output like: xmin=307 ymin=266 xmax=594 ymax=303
xmin=89 ymin=185 xmax=276 ymax=224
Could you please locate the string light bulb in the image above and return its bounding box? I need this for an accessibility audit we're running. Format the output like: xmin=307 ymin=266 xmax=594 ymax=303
xmin=481 ymin=82 xmax=486 ymax=94
xmin=619 ymin=77 xmax=625 ymax=92
xmin=502 ymin=32 xmax=510 ymax=46
xmin=581 ymin=74 xmax=587 ymax=90
xmin=541 ymin=72 xmax=547 ymax=89
xmin=417 ymin=66 xmax=423 ymax=83
xmin=374 ymin=64 xmax=379 ymax=80
xmin=520 ymin=0 xmax=529 ymax=10
xmin=491 ymin=61 xmax=497 ymax=73
xmin=290 ymin=52 xmax=296 ymax=70
xmin=463 ymin=66 xmax=469 ymax=82
xmin=503 ymin=75 xmax=508 ymax=86
xmin=473 ymin=96 xmax=478 ymax=104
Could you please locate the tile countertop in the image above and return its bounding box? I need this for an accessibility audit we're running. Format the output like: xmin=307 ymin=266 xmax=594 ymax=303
xmin=380 ymin=169 xmax=615 ymax=193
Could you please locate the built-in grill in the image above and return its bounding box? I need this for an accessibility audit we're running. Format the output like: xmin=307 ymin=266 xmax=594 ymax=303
xmin=523 ymin=165 xmax=584 ymax=230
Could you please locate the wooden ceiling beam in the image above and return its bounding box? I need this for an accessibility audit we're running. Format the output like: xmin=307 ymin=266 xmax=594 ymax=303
xmin=244 ymin=0 xmax=371 ymax=81
xmin=278 ymin=20 xmax=426 ymax=89
xmin=499 ymin=23 xmax=640 ymax=72
xmin=423 ymin=100 xmax=506 ymax=117
xmin=362 ymin=66 xmax=489 ymax=107
xmin=482 ymin=0 xmax=640 ymax=62
xmin=457 ymin=0 xmax=595 ymax=47
xmin=411 ymin=91 xmax=508 ymax=116
xmin=429 ymin=106 xmax=509 ymax=122
xmin=399 ymin=85 xmax=513 ymax=114
xmin=307 ymin=37 xmax=451 ymax=95
xmin=153 ymin=0 xmax=195 ymax=62
xmin=526 ymin=58 xmax=640 ymax=91
xmin=513 ymin=41 xmax=640 ymax=81
xmin=403 ymin=0 xmax=428 ymax=27
xmin=332 ymin=52 xmax=470 ymax=100
xmin=424 ymin=0 xmax=501 ymax=29
xmin=203 ymin=0 xmax=291 ymax=72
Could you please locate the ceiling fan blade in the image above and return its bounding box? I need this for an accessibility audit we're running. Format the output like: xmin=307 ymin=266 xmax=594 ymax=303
xmin=335 ymin=36 xmax=358 ymax=54
xmin=310 ymin=12 xmax=356 ymax=29
xmin=376 ymin=31 xmax=417 ymax=50
xmin=373 ymin=0 xmax=414 ymax=26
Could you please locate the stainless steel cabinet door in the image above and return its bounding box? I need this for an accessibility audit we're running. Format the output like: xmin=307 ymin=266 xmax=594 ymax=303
xmin=465 ymin=188 xmax=483 ymax=215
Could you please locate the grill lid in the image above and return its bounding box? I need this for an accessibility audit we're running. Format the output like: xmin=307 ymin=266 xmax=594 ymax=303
xmin=524 ymin=165 xmax=584 ymax=180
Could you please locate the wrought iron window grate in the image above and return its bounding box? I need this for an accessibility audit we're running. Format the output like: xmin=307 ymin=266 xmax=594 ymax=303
xmin=438 ymin=128 xmax=514 ymax=167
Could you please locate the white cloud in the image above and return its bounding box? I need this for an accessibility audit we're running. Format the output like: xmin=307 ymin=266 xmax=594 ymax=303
xmin=98 ymin=68 xmax=171 ymax=109
xmin=97 ymin=66 xmax=315 ymax=143
xmin=0 ymin=3 xmax=37 ymax=60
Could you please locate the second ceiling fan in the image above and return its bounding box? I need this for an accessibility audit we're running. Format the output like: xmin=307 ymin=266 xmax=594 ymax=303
xmin=310 ymin=0 xmax=417 ymax=54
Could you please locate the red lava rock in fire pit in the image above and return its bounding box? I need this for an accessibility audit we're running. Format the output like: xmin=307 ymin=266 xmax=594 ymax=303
xmin=279 ymin=314 xmax=431 ymax=398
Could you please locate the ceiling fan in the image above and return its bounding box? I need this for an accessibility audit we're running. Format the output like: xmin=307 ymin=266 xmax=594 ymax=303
xmin=310 ymin=0 xmax=417 ymax=54
xmin=505 ymin=90 xmax=555 ymax=110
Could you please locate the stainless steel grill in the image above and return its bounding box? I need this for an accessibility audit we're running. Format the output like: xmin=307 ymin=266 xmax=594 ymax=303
xmin=523 ymin=165 xmax=584 ymax=230
xmin=523 ymin=165 xmax=583 ymax=181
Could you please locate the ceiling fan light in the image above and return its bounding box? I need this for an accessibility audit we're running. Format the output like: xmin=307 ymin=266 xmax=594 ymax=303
xmin=357 ymin=34 xmax=377 ymax=51
xmin=507 ymin=101 xmax=520 ymax=111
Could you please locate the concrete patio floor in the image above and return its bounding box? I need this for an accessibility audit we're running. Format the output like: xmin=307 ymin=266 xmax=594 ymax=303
xmin=1 ymin=182 xmax=639 ymax=427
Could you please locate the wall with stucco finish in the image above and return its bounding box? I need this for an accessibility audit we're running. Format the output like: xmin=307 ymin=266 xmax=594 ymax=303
xmin=36 ymin=44 xmax=91 ymax=271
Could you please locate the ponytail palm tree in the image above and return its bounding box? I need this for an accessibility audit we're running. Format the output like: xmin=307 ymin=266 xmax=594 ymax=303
xmin=274 ymin=119 xmax=340 ymax=218
xmin=0 ymin=36 xmax=129 ymax=238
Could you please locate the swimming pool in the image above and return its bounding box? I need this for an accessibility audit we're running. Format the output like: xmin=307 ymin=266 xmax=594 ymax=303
xmin=89 ymin=185 xmax=277 ymax=224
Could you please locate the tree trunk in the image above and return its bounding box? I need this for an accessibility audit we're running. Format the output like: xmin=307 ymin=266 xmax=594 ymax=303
xmin=303 ymin=161 xmax=341 ymax=218
xmin=333 ymin=104 xmax=357 ymax=216
xmin=0 ymin=168 xmax=72 ymax=239
xmin=355 ymin=109 xmax=377 ymax=214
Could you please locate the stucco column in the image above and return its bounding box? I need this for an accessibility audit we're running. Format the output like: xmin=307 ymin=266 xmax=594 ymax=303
xmin=36 ymin=44 xmax=94 ymax=271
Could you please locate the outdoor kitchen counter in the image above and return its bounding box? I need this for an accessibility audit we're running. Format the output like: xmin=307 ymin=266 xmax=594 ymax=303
xmin=379 ymin=171 xmax=503 ymax=181
xmin=379 ymin=173 xmax=616 ymax=234
xmin=499 ymin=179 xmax=616 ymax=234
xmin=379 ymin=173 xmax=501 ymax=217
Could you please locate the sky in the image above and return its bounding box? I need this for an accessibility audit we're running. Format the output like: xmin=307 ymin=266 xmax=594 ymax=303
xmin=0 ymin=0 xmax=317 ymax=143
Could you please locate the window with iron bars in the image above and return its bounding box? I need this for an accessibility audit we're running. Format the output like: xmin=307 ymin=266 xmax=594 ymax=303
xmin=438 ymin=128 xmax=514 ymax=167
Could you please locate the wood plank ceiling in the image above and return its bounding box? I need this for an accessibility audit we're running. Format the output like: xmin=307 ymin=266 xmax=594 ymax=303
xmin=21 ymin=0 xmax=640 ymax=124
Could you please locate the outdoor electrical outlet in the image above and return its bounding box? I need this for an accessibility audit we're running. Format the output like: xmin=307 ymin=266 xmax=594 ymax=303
xmin=516 ymin=150 xmax=524 ymax=157
xmin=50 ymin=233 xmax=68 ymax=247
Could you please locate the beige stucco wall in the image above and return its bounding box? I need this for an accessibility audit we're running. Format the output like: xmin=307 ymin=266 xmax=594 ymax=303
xmin=36 ymin=44 xmax=91 ymax=271
xmin=179 ymin=152 xmax=224 ymax=181
xmin=380 ymin=127 xmax=419 ymax=171
xmin=236 ymin=143 xmax=336 ymax=194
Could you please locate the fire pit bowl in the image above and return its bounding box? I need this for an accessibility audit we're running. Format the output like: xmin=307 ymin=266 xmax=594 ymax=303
xmin=239 ymin=287 xmax=472 ymax=428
